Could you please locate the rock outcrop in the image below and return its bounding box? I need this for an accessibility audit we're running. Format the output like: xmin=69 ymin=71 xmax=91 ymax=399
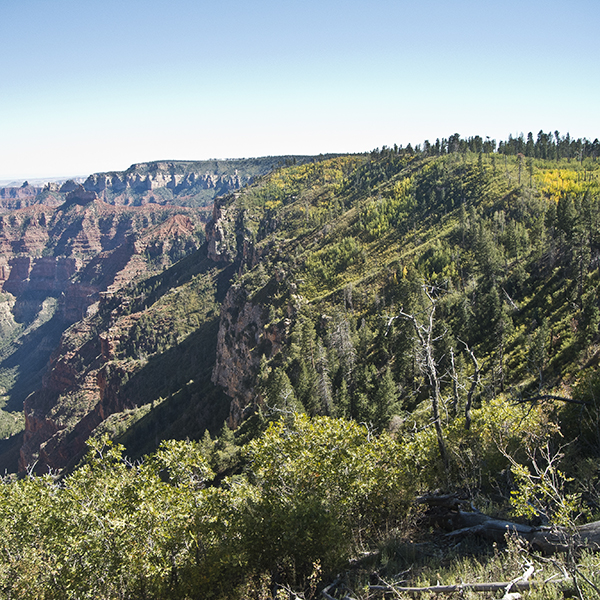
xmin=0 ymin=161 xmax=248 ymax=210
xmin=206 ymin=194 xmax=295 ymax=426
xmin=0 ymin=182 xmax=42 ymax=200
xmin=19 ymin=313 xmax=139 ymax=471
xmin=0 ymin=199 xmax=205 ymax=313
xmin=1 ymin=257 xmax=77 ymax=296
xmin=63 ymin=185 xmax=98 ymax=206
xmin=0 ymin=183 xmax=66 ymax=210
xmin=83 ymin=167 xmax=243 ymax=199
xmin=206 ymin=199 xmax=237 ymax=263
xmin=212 ymin=283 xmax=292 ymax=426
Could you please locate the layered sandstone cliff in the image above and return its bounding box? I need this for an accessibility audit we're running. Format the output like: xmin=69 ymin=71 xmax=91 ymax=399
xmin=0 ymin=196 xmax=204 ymax=318
xmin=1 ymin=197 xmax=207 ymax=471
xmin=19 ymin=309 xmax=143 ymax=471
xmin=83 ymin=166 xmax=243 ymax=200
xmin=0 ymin=156 xmax=323 ymax=211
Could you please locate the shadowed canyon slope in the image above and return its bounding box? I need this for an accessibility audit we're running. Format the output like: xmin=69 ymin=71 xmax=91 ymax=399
xmin=0 ymin=156 xmax=333 ymax=471
xmin=0 ymin=186 xmax=208 ymax=469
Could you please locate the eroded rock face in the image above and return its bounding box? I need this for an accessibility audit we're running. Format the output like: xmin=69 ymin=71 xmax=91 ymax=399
xmin=83 ymin=169 xmax=243 ymax=200
xmin=213 ymin=286 xmax=265 ymax=423
xmin=0 ymin=183 xmax=46 ymax=210
xmin=2 ymin=200 xmax=207 ymax=472
xmin=0 ymin=257 xmax=77 ymax=296
xmin=0 ymin=162 xmax=246 ymax=209
xmin=0 ymin=182 xmax=41 ymax=200
xmin=211 ymin=280 xmax=294 ymax=427
xmin=19 ymin=314 xmax=139 ymax=471
xmin=0 ymin=201 xmax=205 ymax=318
xmin=207 ymin=196 xmax=295 ymax=426
xmin=0 ymin=293 xmax=18 ymax=341
xmin=64 ymin=185 xmax=98 ymax=206
xmin=206 ymin=201 xmax=236 ymax=263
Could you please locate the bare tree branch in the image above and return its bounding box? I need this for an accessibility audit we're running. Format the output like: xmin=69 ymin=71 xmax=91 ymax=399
xmin=502 ymin=286 xmax=520 ymax=311
xmin=458 ymin=338 xmax=481 ymax=430
xmin=397 ymin=292 xmax=448 ymax=468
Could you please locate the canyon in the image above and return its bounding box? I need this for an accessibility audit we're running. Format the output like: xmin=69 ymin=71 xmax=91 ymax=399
xmin=0 ymin=187 xmax=208 ymax=470
xmin=0 ymin=156 xmax=333 ymax=472
xmin=10 ymin=186 xmax=291 ymax=472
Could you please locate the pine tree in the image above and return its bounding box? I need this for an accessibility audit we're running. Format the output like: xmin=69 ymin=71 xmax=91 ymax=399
xmin=335 ymin=379 xmax=351 ymax=419
xmin=316 ymin=340 xmax=333 ymax=415
xmin=580 ymin=288 xmax=600 ymax=347
xmin=266 ymin=367 xmax=303 ymax=413
xmin=528 ymin=319 xmax=550 ymax=390
xmin=296 ymin=359 xmax=320 ymax=415
xmin=373 ymin=367 xmax=399 ymax=431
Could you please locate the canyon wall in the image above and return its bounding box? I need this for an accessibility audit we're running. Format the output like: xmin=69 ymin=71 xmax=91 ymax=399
xmin=0 ymin=195 xmax=208 ymax=471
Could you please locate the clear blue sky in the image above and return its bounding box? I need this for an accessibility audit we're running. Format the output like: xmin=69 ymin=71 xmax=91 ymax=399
xmin=1 ymin=0 xmax=599 ymax=180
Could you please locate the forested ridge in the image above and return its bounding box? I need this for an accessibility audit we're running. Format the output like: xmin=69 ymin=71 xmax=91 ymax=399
xmin=2 ymin=131 xmax=600 ymax=599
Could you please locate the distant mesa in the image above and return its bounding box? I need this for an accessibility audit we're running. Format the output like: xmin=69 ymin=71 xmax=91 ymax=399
xmin=0 ymin=156 xmax=339 ymax=211
xmin=59 ymin=179 xmax=81 ymax=194
xmin=64 ymin=184 xmax=98 ymax=206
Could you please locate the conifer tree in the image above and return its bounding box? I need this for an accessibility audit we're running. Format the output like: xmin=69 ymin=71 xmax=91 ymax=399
xmin=373 ymin=366 xmax=399 ymax=431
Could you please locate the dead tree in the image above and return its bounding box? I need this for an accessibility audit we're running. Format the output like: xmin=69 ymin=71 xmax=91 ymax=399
xmin=460 ymin=338 xmax=480 ymax=430
xmin=449 ymin=339 xmax=481 ymax=430
xmin=396 ymin=285 xmax=448 ymax=468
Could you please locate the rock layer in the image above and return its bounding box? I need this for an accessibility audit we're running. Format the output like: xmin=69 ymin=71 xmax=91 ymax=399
xmin=0 ymin=199 xmax=205 ymax=317
xmin=1 ymin=156 xmax=330 ymax=211
xmin=0 ymin=198 xmax=207 ymax=471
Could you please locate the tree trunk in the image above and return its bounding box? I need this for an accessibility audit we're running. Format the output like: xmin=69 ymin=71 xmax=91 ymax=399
xmin=397 ymin=289 xmax=448 ymax=468
xmin=420 ymin=497 xmax=600 ymax=554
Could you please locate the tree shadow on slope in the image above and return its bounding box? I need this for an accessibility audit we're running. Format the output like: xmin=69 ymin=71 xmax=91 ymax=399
xmin=114 ymin=316 xmax=230 ymax=460
xmin=128 ymin=244 xmax=235 ymax=310
xmin=0 ymin=432 xmax=23 ymax=473
xmin=74 ymin=238 xmax=136 ymax=287
xmin=0 ymin=313 xmax=67 ymax=412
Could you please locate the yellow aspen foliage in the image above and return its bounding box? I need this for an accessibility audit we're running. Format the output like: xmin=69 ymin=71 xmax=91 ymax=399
xmin=536 ymin=168 xmax=600 ymax=203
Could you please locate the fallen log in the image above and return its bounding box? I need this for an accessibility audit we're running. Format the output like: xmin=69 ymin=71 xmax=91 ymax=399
xmin=416 ymin=493 xmax=471 ymax=510
xmin=369 ymin=579 xmax=569 ymax=596
xmin=417 ymin=494 xmax=600 ymax=554
xmin=446 ymin=510 xmax=600 ymax=553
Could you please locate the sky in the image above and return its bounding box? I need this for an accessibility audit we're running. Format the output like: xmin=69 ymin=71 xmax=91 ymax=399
xmin=1 ymin=0 xmax=599 ymax=181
